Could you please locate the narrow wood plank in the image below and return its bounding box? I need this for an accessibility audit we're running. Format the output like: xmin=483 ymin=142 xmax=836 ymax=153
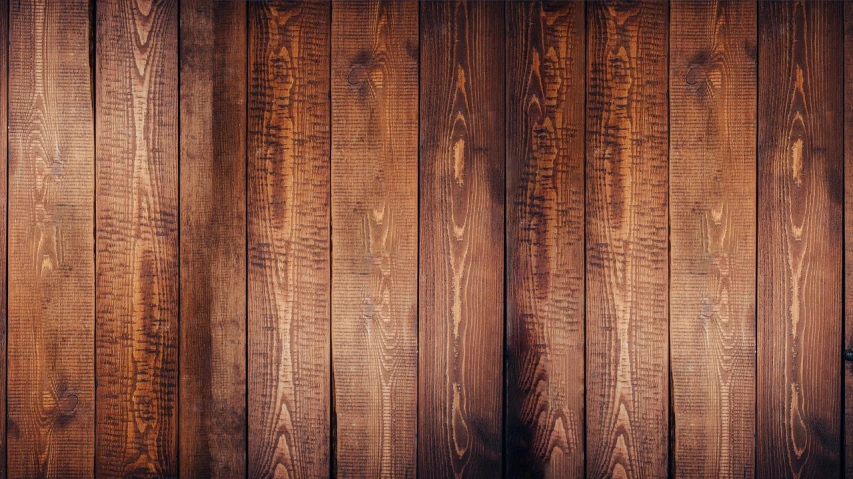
xmin=7 ymin=0 xmax=94 ymax=476
xmin=669 ymin=1 xmax=756 ymax=477
xmin=585 ymin=1 xmax=669 ymax=477
xmin=419 ymin=1 xmax=504 ymax=476
xmin=330 ymin=1 xmax=418 ymax=476
xmin=0 ymin=0 xmax=6 ymax=476
xmin=505 ymin=1 xmax=584 ymax=477
xmin=846 ymin=3 xmax=853 ymax=477
xmin=247 ymin=2 xmax=330 ymax=477
xmin=758 ymin=1 xmax=843 ymax=477
xmin=179 ymin=1 xmax=247 ymax=477
xmin=95 ymin=0 xmax=179 ymax=476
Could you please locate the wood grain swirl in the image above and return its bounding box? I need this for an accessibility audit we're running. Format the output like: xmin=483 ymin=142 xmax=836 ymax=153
xmin=758 ymin=1 xmax=843 ymax=477
xmin=247 ymin=2 xmax=330 ymax=478
xmin=331 ymin=1 xmax=418 ymax=477
xmin=585 ymin=1 xmax=669 ymax=478
xmin=505 ymin=1 xmax=585 ymax=477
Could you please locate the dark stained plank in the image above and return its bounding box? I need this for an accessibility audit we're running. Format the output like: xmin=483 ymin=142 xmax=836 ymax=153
xmin=846 ymin=3 xmax=853 ymax=477
xmin=669 ymin=1 xmax=756 ymax=477
xmin=247 ymin=2 xmax=331 ymax=477
xmin=418 ymin=1 xmax=504 ymax=476
xmin=758 ymin=1 xmax=843 ymax=477
xmin=505 ymin=1 xmax=584 ymax=477
xmin=95 ymin=0 xmax=179 ymax=476
xmin=330 ymin=0 xmax=418 ymax=476
xmin=7 ymin=0 xmax=93 ymax=478
xmin=179 ymin=1 xmax=247 ymax=477
xmin=585 ymin=1 xmax=669 ymax=477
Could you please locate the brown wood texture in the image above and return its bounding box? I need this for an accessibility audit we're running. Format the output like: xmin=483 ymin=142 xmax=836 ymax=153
xmin=95 ymin=0 xmax=179 ymax=476
xmin=669 ymin=1 xmax=756 ymax=477
xmin=585 ymin=1 xmax=669 ymax=478
xmin=505 ymin=1 xmax=585 ymax=477
xmin=7 ymin=0 xmax=91 ymax=477
xmin=846 ymin=3 xmax=853 ymax=477
xmin=247 ymin=2 xmax=331 ymax=478
xmin=418 ymin=1 xmax=505 ymax=477
xmin=758 ymin=1 xmax=844 ymax=477
xmin=330 ymin=1 xmax=418 ymax=476
xmin=179 ymin=1 xmax=247 ymax=478
xmin=0 ymin=0 xmax=7 ymax=476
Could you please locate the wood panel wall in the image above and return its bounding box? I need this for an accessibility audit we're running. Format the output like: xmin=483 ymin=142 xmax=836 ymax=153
xmin=0 ymin=1 xmax=852 ymax=478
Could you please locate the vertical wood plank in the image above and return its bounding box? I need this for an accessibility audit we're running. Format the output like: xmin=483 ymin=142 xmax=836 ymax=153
xmin=0 ymin=0 xmax=6 ymax=475
xmin=669 ymin=1 xmax=756 ymax=477
xmin=179 ymin=1 xmax=247 ymax=477
xmin=505 ymin=1 xmax=584 ymax=477
xmin=758 ymin=1 xmax=843 ymax=477
xmin=7 ymin=0 xmax=91 ymax=477
xmin=330 ymin=1 xmax=418 ymax=476
xmin=846 ymin=3 xmax=853 ymax=477
xmin=95 ymin=0 xmax=179 ymax=476
xmin=585 ymin=1 xmax=669 ymax=477
xmin=419 ymin=1 xmax=505 ymax=476
xmin=247 ymin=2 xmax=330 ymax=477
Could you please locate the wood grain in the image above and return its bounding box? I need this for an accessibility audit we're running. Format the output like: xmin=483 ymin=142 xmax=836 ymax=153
xmin=179 ymin=1 xmax=247 ymax=477
xmin=0 ymin=1 xmax=6 ymax=476
xmin=419 ymin=1 xmax=504 ymax=476
xmin=7 ymin=0 xmax=92 ymax=478
xmin=669 ymin=1 xmax=756 ymax=477
xmin=758 ymin=1 xmax=843 ymax=477
xmin=247 ymin=2 xmax=330 ymax=478
xmin=585 ymin=1 xmax=669 ymax=477
xmin=331 ymin=1 xmax=418 ymax=476
xmin=505 ymin=1 xmax=584 ymax=477
xmin=95 ymin=0 xmax=179 ymax=476
xmin=846 ymin=3 xmax=853 ymax=477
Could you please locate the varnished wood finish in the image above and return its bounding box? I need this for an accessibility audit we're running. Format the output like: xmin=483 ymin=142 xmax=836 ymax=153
xmin=419 ymin=1 xmax=505 ymax=476
xmin=758 ymin=1 xmax=843 ymax=477
xmin=585 ymin=1 xmax=669 ymax=477
xmin=95 ymin=0 xmax=179 ymax=476
xmin=247 ymin=2 xmax=331 ymax=477
xmin=7 ymin=0 xmax=91 ymax=477
xmin=179 ymin=1 xmax=247 ymax=477
xmin=669 ymin=1 xmax=756 ymax=477
xmin=0 ymin=1 xmax=7 ymax=476
xmin=505 ymin=1 xmax=585 ymax=477
xmin=331 ymin=1 xmax=418 ymax=476
xmin=845 ymin=3 xmax=853 ymax=477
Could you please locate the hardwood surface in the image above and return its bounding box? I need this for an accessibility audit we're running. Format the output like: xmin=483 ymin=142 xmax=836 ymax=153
xmin=179 ymin=1 xmax=247 ymax=478
xmin=505 ymin=1 xmax=585 ymax=477
xmin=669 ymin=1 xmax=757 ymax=477
xmin=247 ymin=2 xmax=331 ymax=478
xmin=331 ymin=1 xmax=419 ymax=476
xmin=95 ymin=0 xmax=179 ymax=476
xmin=846 ymin=3 xmax=853 ymax=477
xmin=758 ymin=1 xmax=844 ymax=477
xmin=0 ymin=1 xmax=6 ymax=476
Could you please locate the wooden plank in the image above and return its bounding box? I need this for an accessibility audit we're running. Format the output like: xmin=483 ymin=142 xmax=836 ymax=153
xmin=418 ymin=1 xmax=504 ymax=476
xmin=0 ymin=0 xmax=5 ymax=474
xmin=179 ymin=1 xmax=247 ymax=477
xmin=758 ymin=1 xmax=843 ymax=477
xmin=247 ymin=2 xmax=330 ymax=477
xmin=95 ymin=0 xmax=179 ymax=476
xmin=330 ymin=1 xmax=418 ymax=476
xmin=505 ymin=1 xmax=584 ymax=477
xmin=7 ymin=0 xmax=95 ymax=477
xmin=846 ymin=3 xmax=853 ymax=477
xmin=585 ymin=1 xmax=669 ymax=477
xmin=669 ymin=1 xmax=756 ymax=477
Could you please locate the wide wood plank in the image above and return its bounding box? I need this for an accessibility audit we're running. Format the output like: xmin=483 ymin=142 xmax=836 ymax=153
xmin=758 ymin=1 xmax=843 ymax=477
xmin=669 ymin=1 xmax=756 ymax=477
xmin=419 ymin=1 xmax=504 ymax=476
xmin=247 ymin=2 xmax=331 ymax=477
xmin=585 ymin=1 xmax=669 ymax=477
xmin=846 ymin=3 xmax=853 ymax=477
xmin=179 ymin=1 xmax=247 ymax=477
xmin=95 ymin=0 xmax=179 ymax=476
xmin=330 ymin=1 xmax=418 ymax=476
xmin=505 ymin=1 xmax=584 ymax=477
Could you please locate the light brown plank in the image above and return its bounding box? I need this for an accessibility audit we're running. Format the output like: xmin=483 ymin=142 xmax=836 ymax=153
xmin=247 ymin=2 xmax=331 ymax=477
xmin=95 ymin=0 xmax=179 ymax=476
xmin=585 ymin=1 xmax=669 ymax=477
xmin=505 ymin=1 xmax=585 ymax=476
xmin=418 ymin=1 xmax=505 ymax=476
xmin=179 ymin=0 xmax=247 ymax=477
xmin=331 ymin=0 xmax=418 ymax=476
xmin=669 ymin=1 xmax=756 ymax=477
